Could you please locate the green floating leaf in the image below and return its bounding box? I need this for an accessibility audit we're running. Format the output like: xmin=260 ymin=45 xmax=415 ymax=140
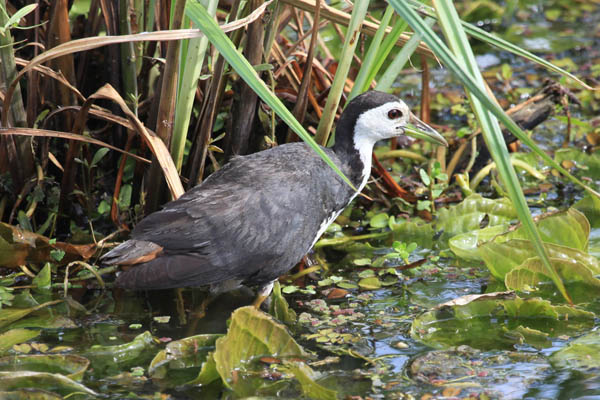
xmin=450 ymin=224 xmax=509 ymax=261
xmin=550 ymin=331 xmax=600 ymax=371
xmin=337 ymin=281 xmax=358 ymax=290
xmin=436 ymin=194 xmax=517 ymax=246
xmin=352 ymin=258 xmax=371 ymax=266
xmin=149 ymin=333 xmax=222 ymax=387
xmin=502 ymin=209 xmax=590 ymax=251
xmin=505 ymin=257 xmax=600 ymax=294
xmin=85 ymin=331 xmax=158 ymax=377
xmin=480 ymin=239 xmax=600 ymax=281
xmin=0 ymin=371 xmax=97 ymax=397
xmin=213 ymin=306 xmax=307 ymax=390
xmin=269 ymin=281 xmax=297 ymax=324
xmin=357 ymin=277 xmax=382 ymax=290
xmin=0 ymin=354 xmax=90 ymax=381
xmin=285 ymin=361 xmax=338 ymax=400
xmin=0 ymin=329 xmax=40 ymax=355
xmin=411 ymin=294 xmax=595 ymax=350
xmin=451 ymin=208 xmax=591 ymax=261
xmin=369 ymin=213 xmax=389 ymax=229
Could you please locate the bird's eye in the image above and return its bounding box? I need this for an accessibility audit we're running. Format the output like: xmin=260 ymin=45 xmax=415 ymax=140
xmin=388 ymin=109 xmax=403 ymax=119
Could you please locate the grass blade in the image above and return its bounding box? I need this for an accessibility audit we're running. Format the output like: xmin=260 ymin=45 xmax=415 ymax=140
xmin=185 ymin=2 xmax=355 ymax=189
xmin=375 ymin=17 xmax=433 ymax=92
xmin=314 ymin=0 xmax=371 ymax=145
xmin=388 ymin=0 xmax=599 ymax=199
xmin=390 ymin=0 xmax=571 ymax=302
xmin=348 ymin=5 xmax=395 ymax=100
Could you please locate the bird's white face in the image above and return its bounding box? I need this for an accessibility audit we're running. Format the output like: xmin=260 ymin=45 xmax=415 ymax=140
xmin=351 ymin=99 xmax=446 ymax=193
xmin=353 ymin=100 xmax=412 ymax=144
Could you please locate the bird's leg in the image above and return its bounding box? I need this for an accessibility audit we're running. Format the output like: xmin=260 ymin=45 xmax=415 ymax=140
xmin=175 ymin=288 xmax=187 ymax=325
xmin=190 ymin=295 xmax=214 ymax=319
xmin=252 ymin=280 xmax=275 ymax=309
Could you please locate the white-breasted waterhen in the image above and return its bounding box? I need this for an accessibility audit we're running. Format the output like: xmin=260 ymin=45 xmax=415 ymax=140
xmin=101 ymin=91 xmax=447 ymax=306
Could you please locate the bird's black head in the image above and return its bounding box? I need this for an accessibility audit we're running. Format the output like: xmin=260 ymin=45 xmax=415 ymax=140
xmin=333 ymin=90 xmax=446 ymax=155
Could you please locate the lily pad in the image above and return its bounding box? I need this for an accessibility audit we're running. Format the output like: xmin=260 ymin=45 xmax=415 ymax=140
xmin=449 ymin=224 xmax=509 ymax=261
xmin=501 ymin=209 xmax=590 ymax=251
xmin=389 ymin=218 xmax=435 ymax=249
xmin=574 ymin=193 xmax=600 ymax=228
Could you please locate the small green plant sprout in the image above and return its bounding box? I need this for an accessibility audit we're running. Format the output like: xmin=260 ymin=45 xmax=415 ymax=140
xmin=282 ymin=284 xmax=316 ymax=295
xmin=386 ymin=241 xmax=418 ymax=265
xmin=418 ymin=161 xmax=449 ymax=212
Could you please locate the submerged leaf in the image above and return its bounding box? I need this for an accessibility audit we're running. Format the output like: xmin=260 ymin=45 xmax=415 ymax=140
xmin=0 ymin=300 xmax=63 ymax=330
xmin=0 ymin=354 xmax=90 ymax=381
xmin=411 ymin=294 xmax=594 ymax=350
xmin=85 ymin=331 xmax=158 ymax=376
xmin=0 ymin=371 xmax=97 ymax=397
xmin=149 ymin=333 xmax=221 ymax=386
xmin=550 ymin=331 xmax=600 ymax=371
xmin=285 ymin=361 xmax=338 ymax=400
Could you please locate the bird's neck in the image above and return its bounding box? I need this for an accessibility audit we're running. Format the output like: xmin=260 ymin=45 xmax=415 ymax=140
xmin=333 ymin=132 xmax=376 ymax=192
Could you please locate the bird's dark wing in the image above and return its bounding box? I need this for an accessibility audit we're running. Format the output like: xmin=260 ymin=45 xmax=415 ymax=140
xmin=106 ymin=144 xmax=350 ymax=289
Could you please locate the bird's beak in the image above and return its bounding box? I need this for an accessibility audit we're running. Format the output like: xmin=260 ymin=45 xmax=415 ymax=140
xmin=404 ymin=112 xmax=448 ymax=147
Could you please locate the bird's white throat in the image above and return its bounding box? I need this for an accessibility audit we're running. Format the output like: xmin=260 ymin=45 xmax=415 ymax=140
xmin=353 ymin=133 xmax=376 ymax=192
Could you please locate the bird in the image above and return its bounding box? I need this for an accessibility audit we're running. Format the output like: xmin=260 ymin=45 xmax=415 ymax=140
xmin=101 ymin=90 xmax=447 ymax=306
